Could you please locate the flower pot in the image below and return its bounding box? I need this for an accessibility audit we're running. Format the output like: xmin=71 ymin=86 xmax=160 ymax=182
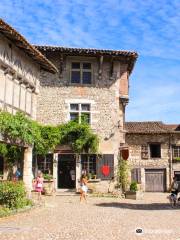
xmin=125 ymin=191 xmax=143 ymax=200
xmin=43 ymin=180 xmax=54 ymax=196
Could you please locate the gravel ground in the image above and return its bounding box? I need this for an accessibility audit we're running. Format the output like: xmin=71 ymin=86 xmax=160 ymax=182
xmin=0 ymin=193 xmax=180 ymax=240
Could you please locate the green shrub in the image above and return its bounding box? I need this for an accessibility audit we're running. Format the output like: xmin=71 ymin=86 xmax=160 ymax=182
xmin=130 ymin=181 xmax=138 ymax=192
xmin=43 ymin=174 xmax=53 ymax=181
xmin=0 ymin=207 xmax=10 ymax=217
xmin=0 ymin=181 xmax=30 ymax=209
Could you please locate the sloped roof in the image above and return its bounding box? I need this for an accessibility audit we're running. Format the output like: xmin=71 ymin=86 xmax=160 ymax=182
xmin=35 ymin=45 xmax=138 ymax=74
xmin=165 ymin=124 xmax=180 ymax=131
xmin=125 ymin=121 xmax=172 ymax=134
xmin=0 ymin=19 xmax=58 ymax=73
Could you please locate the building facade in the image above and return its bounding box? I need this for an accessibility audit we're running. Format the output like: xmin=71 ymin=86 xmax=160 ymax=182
xmin=125 ymin=122 xmax=180 ymax=192
xmin=0 ymin=19 xmax=57 ymax=191
xmin=35 ymin=46 xmax=138 ymax=192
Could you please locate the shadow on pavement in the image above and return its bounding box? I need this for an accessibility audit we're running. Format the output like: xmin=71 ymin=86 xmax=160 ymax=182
xmin=95 ymin=202 xmax=179 ymax=210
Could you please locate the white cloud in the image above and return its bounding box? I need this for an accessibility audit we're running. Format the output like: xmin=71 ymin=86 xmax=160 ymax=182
xmin=0 ymin=0 xmax=179 ymax=122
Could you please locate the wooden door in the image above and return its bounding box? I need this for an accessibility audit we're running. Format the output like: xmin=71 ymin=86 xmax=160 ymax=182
xmin=145 ymin=169 xmax=165 ymax=192
xmin=58 ymin=154 xmax=76 ymax=189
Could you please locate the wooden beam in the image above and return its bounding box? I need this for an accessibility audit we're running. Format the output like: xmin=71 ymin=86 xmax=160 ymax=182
xmin=110 ymin=57 xmax=114 ymax=79
xmin=59 ymin=54 xmax=63 ymax=78
xmin=98 ymin=55 xmax=103 ymax=80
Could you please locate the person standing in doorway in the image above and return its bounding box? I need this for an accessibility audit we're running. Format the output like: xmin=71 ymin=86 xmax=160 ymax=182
xmin=70 ymin=168 xmax=75 ymax=187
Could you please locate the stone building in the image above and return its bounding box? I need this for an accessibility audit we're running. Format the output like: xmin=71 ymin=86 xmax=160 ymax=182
xmin=35 ymin=45 xmax=138 ymax=192
xmin=125 ymin=122 xmax=180 ymax=192
xmin=0 ymin=19 xmax=57 ymax=191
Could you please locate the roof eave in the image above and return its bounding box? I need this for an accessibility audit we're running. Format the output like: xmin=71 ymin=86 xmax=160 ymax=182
xmin=35 ymin=45 xmax=138 ymax=74
xmin=0 ymin=19 xmax=58 ymax=74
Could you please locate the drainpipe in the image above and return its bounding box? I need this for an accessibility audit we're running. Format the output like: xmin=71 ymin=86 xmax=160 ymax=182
xmin=169 ymin=133 xmax=173 ymax=188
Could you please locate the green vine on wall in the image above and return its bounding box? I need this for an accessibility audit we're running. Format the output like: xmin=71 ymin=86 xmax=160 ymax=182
xmin=117 ymin=157 xmax=129 ymax=192
xmin=0 ymin=111 xmax=99 ymax=156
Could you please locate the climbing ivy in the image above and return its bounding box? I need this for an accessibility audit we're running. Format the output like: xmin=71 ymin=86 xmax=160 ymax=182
xmin=0 ymin=110 xmax=99 ymax=156
xmin=60 ymin=121 xmax=99 ymax=153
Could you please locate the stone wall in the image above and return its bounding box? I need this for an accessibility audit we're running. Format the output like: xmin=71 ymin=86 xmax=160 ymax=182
xmin=126 ymin=134 xmax=171 ymax=190
xmin=37 ymin=54 xmax=129 ymax=154
xmin=171 ymin=133 xmax=180 ymax=175
xmin=37 ymin=53 xmax=130 ymax=191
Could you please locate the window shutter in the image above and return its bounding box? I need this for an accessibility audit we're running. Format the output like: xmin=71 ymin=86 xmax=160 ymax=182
xmin=97 ymin=154 xmax=114 ymax=180
xmin=141 ymin=145 xmax=148 ymax=159
xmin=131 ymin=168 xmax=141 ymax=183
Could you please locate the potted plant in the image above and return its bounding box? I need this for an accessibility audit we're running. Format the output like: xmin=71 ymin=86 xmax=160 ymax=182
xmin=43 ymin=174 xmax=55 ymax=196
xmin=125 ymin=181 xmax=143 ymax=200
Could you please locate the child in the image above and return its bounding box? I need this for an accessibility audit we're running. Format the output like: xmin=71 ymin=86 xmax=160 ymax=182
xmin=35 ymin=172 xmax=44 ymax=202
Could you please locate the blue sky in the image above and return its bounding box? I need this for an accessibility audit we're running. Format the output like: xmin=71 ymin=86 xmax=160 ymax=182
xmin=0 ymin=0 xmax=179 ymax=123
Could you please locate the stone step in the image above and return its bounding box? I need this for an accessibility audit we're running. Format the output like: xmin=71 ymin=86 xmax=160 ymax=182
xmin=55 ymin=189 xmax=78 ymax=196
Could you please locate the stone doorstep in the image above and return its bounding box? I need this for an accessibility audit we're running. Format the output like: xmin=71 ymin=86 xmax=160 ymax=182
xmin=55 ymin=189 xmax=77 ymax=196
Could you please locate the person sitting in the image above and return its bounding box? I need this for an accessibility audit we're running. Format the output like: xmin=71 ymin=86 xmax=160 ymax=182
xmin=170 ymin=176 xmax=179 ymax=206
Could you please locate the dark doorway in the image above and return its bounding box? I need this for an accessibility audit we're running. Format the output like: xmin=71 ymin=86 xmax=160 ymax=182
xmin=58 ymin=154 xmax=76 ymax=189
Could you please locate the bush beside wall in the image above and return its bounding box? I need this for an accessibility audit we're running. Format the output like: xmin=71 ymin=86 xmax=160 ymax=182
xmin=0 ymin=181 xmax=32 ymax=210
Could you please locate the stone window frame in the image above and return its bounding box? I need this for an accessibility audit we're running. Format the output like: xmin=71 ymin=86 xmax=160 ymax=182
xmin=69 ymin=102 xmax=91 ymax=125
xmin=172 ymin=145 xmax=180 ymax=159
xmin=67 ymin=57 xmax=96 ymax=86
xmin=149 ymin=142 xmax=161 ymax=159
xmin=141 ymin=143 xmax=162 ymax=159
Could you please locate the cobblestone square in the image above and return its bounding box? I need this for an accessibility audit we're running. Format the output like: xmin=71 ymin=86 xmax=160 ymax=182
xmin=0 ymin=193 xmax=180 ymax=240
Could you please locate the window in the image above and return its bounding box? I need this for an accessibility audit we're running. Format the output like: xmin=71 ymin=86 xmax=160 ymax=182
xmin=71 ymin=62 xmax=92 ymax=84
xmin=141 ymin=145 xmax=149 ymax=159
xmin=173 ymin=146 xmax=180 ymax=159
xmin=149 ymin=143 xmax=161 ymax=158
xmin=174 ymin=171 xmax=180 ymax=181
xmin=81 ymin=155 xmax=96 ymax=177
xmin=36 ymin=154 xmax=53 ymax=174
xmin=70 ymin=103 xmax=91 ymax=124
xmin=131 ymin=168 xmax=141 ymax=183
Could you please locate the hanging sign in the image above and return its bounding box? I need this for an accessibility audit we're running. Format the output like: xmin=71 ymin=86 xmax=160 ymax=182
xmin=121 ymin=148 xmax=129 ymax=160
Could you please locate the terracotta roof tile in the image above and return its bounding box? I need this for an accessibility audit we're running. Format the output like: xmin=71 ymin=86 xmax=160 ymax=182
xmin=165 ymin=124 xmax=180 ymax=131
xmin=35 ymin=45 xmax=138 ymax=74
xmin=125 ymin=121 xmax=172 ymax=134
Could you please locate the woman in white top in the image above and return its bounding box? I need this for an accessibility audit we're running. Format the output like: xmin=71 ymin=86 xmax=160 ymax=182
xmin=80 ymin=174 xmax=88 ymax=202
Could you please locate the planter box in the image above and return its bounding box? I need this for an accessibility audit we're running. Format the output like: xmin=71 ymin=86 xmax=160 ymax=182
xmin=43 ymin=180 xmax=55 ymax=196
xmin=125 ymin=191 xmax=143 ymax=200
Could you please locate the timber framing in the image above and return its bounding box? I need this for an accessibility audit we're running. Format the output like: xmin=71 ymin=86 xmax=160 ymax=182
xmin=0 ymin=19 xmax=58 ymax=73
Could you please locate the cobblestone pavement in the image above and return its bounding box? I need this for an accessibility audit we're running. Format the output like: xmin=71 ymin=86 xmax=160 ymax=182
xmin=0 ymin=193 xmax=180 ymax=240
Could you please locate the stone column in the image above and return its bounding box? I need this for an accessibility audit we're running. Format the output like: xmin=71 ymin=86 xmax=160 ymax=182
xmin=23 ymin=146 xmax=33 ymax=196
xmin=53 ymin=153 xmax=58 ymax=190
xmin=76 ymin=154 xmax=81 ymax=192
